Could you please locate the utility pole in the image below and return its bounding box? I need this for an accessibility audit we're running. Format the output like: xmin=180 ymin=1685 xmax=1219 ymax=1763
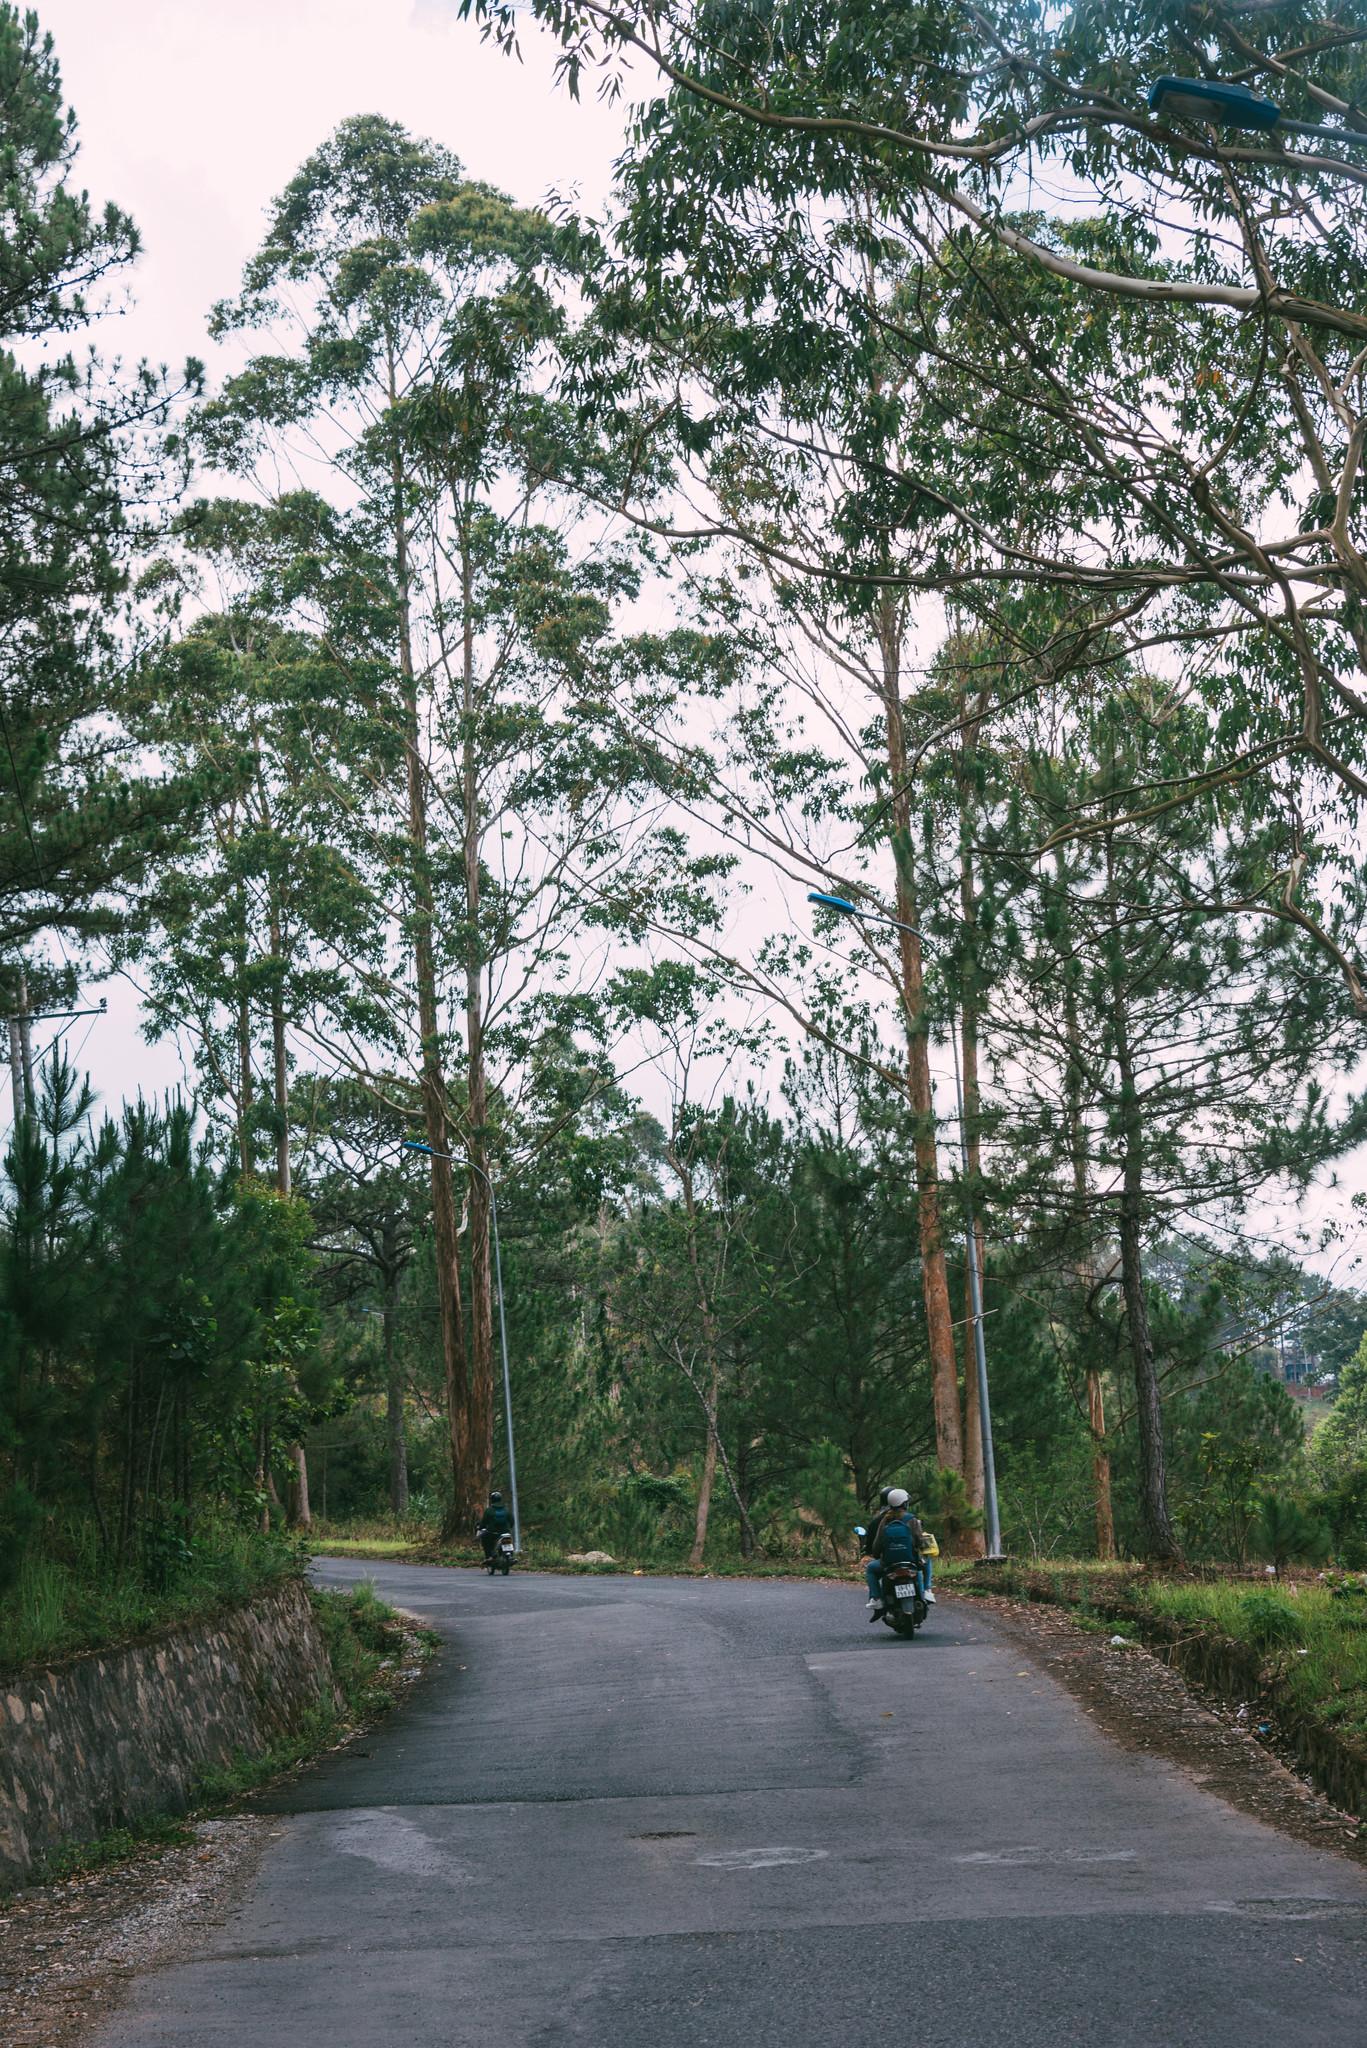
xmin=4 ymin=971 xmax=107 ymax=1124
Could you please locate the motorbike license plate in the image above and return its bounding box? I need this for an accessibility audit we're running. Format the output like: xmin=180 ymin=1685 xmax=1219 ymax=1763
xmin=894 ymin=1583 xmax=917 ymax=1600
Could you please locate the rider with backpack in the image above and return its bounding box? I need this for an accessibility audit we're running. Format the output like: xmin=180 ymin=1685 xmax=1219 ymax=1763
xmin=867 ymin=1488 xmax=935 ymax=1610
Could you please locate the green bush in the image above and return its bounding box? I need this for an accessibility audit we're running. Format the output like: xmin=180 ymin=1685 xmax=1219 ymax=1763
xmin=1251 ymin=1491 xmax=1330 ymax=1576
xmin=1236 ymin=1587 xmax=1305 ymax=1653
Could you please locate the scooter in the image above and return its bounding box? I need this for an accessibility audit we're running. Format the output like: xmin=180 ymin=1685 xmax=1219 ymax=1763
xmin=485 ymin=1531 xmax=515 ymax=1576
xmin=854 ymin=1525 xmax=932 ymax=1638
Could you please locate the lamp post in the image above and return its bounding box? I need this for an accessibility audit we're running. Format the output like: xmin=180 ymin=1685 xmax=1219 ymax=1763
xmin=808 ymin=890 xmax=1002 ymax=1557
xmin=401 ymin=1139 xmax=521 ymax=1551
xmin=1148 ymin=75 xmax=1367 ymax=152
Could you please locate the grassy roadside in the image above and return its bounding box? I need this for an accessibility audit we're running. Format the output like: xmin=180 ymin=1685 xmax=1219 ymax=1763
xmin=15 ymin=1582 xmax=437 ymax=1891
xmin=0 ymin=1521 xmax=306 ymax=1676
xmin=945 ymin=1557 xmax=1367 ymax=1753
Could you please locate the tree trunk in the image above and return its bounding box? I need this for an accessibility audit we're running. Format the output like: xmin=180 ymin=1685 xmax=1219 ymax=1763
xmin=1116 ymin=1176 xmax=1179 ymax=1559
xmin=1111 ymin=949 xmax=1181 ymax=1561
xmin=235 ymin=886 xmax=254 ymax=1179
xmin=671 ymin=1145 xmax=733 ymax=1567
xmin=266 ymin=904 xmax=312 ymax=1530
xmin=1058 ymin=847 xmax=1115 ymax=1561
xmin=387 ymin=408 xmax=470 ymax=1541
xmin=459 ymin=525 xmax=495 ymax=1522
xmin=271 ymin=989 xmax=290 ymax=1196
xmin=288 ymin=1442 xmax=312 ymax=1530
xmin=880 ymin=616 xmax=964 ymax=1484
xmin=689 ymin=1358 xmax=721 ymax=1569
xmin=955 ymin=700 xmax=989 ymax=1554
xmin=384 ymin=1274 xmax=409 ymax=1517
xmin=736 ymin=1423 xmax=755 ymax=1559
xmin=1087 ymin=1365 xmax=1116 ymax=1560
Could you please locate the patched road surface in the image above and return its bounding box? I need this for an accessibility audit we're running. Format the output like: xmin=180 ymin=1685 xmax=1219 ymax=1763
xmin=91 ymin=1563 xmax=1367 ymax=2046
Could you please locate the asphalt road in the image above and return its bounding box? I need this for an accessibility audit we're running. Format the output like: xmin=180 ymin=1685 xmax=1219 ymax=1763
xmin=93 ymin=1562 xmax=1367 ymax=2047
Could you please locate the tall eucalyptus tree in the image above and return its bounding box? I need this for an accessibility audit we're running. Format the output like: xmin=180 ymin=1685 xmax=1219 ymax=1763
xmin=192 ymin=116 xmax=700 ymax=1529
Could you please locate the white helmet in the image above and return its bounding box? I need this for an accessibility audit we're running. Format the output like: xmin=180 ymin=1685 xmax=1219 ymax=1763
xmin=887 ymin=1488 xmax=909 ymax=1508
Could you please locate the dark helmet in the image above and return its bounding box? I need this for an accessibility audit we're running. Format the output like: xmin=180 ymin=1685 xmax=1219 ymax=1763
xmin=489 ymin=1489 xmax=503 ymax=1503
xmin=879 ymin=1487 xmax=893 ymax=1506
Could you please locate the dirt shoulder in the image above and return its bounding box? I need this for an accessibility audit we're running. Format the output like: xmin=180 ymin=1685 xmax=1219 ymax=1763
xmin=0 ymin=1812 xmax=278 ymax=2048
xmin=971 ymin=1591 xmax=1367 ymax=1866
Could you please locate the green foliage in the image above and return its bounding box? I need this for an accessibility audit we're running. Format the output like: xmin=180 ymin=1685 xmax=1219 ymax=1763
xmin=931 ymin=1465 xmax=984 ymax=1546
xmin=998 ymin=1442 xmax=1096 ymax=1562
xmin=11 ymin=5 xmax=1367 ymax=1616
xmin=0 ymin=1049 xmax=326 ymax=1665
xmin=793 ymin=1440 xmax=856 ymax=1562
xmin=1251 ymin=1492 xmax=1331 ymax=1578
xmin=0 ymin=1516 xmax=302 ymax=1674
xmin=25 ymin=1819 xmax=195 ymax=1890
xmin=1236 ymin=1588 xmax=1307 ymax=1655
xmin=0 ymin=2 xmax=200 ymax=960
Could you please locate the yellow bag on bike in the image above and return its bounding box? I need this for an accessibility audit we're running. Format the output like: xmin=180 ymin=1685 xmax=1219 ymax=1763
xmin=920 ymin=1531 xmax=940 ymax=1558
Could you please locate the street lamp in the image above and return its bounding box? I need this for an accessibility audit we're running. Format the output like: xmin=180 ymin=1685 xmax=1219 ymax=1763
xmin=807 ymin=889 xmax=1002 ymax=1557
xmin=401 ymin=1138 xmax=521 ymax=1551
xmin=1148 ymin=75 xmax=1367 ymax=151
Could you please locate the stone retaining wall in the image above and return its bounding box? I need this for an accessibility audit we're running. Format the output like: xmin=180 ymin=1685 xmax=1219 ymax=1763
xmin=0 ymin=1577 xmax=341 ymax=1888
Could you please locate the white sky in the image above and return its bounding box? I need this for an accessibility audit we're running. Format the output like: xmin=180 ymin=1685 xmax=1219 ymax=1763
xmin=25 ymin=1 xmax=1367 ymax=1285
xmin=39 ymin=0 xmax=627 ymax=1112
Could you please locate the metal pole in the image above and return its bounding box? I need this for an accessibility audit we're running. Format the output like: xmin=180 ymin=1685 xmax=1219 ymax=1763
xmin=949 ymin=1006 xmax=1001 ymax=1558
xmin=482 ymin=1174 xmax=521 ymax=1552
xmin=1274 ymin=116 xmax=1367 ymax=149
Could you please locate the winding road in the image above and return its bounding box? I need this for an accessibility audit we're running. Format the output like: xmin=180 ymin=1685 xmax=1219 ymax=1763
xmin=94 ymin=1561 xmax=1366 ymax=2046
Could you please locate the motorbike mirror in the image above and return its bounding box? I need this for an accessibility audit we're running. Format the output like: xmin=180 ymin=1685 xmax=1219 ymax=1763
xmin=853 ymin=1525 xmax=867 ymax=1538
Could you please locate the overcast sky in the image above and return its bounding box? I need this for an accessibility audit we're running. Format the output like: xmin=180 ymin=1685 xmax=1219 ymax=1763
xmin=35 ymin=0 xmax=627 ymax=1116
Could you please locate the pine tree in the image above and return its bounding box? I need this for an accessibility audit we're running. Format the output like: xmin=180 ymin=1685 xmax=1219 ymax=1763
xmin=0 ymin=3 xmax=199 ymax=959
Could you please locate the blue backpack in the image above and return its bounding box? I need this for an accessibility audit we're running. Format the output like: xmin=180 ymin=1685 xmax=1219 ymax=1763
xmin=880 ymin=1514 xmax=918 ymax=1565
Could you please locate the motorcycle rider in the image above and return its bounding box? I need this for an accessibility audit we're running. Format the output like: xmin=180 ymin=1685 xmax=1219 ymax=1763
xmin=476 ymin=1489 xmax=513 ymax=1563
xmin=860 ymin=1490 xmax=934 ymax=1597
xmin=867 ymin=1489 xmax=934 ymax=1612
xmin=862 ymin=1487 xmax=894 ymax=1607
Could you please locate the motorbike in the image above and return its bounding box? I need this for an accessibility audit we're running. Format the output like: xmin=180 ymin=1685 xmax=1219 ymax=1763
xmin=485 ymin=1531 xmax=516 ymax=1577
xmin=854 ymin=1525 xmax=930 ymax=1639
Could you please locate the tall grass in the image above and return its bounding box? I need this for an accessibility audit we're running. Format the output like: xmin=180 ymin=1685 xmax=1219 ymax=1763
xmin=1143 ymin=1578 xmax=1367 ymax=1740
xmin=949 ymin=1557 xmax=1367 ymax=1748
xmin=0 ymin=1517 xmax=305 ymax=1675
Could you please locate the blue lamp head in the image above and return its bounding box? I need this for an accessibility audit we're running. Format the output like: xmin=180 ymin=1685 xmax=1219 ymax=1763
xmin=807 ymin=890 xmax=860 ymax=916
xmin=1148 ymin=76 xmax=1282 ymax=131
xmin=402 ymin=1139 xmax=434 ymax=1156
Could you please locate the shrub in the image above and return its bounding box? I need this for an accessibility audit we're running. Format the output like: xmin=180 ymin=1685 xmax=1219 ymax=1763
xmin=1251 ymin=1491 xmax=1330 ymax=1576
xmin=1238 ymin=1588 xmax=1305 ymax=1653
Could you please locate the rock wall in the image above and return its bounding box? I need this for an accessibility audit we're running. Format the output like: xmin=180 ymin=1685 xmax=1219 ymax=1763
xmin=0 ymin=1577 xmax=342 ymax=1888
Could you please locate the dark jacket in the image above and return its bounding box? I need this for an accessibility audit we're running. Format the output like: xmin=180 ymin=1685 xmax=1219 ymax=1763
xmin=478 ymin=1503 xmax=513 ymax=1537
